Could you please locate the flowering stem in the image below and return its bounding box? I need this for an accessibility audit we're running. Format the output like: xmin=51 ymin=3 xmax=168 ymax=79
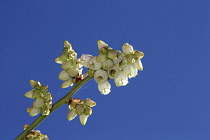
xmin=15 ymin=76 xmax=92 ymax=140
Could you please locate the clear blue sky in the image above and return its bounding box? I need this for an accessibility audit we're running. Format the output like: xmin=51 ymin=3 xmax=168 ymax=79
xmin=1 ymin=0 xmax=210 ymax=140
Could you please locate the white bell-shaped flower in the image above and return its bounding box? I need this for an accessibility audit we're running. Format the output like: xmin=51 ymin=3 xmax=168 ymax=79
xmin=80 ymin=54 xmax=93 ymax=68
xmin=94 ymin=69 xmax=108 ymax=84
xmin=98 ymin=81 xmax=111 ymax=95
xmin=67 ymin=109 xmax=77 ymax=121
xmin=79 ymin=113 xmax=89 ymax=125
xmin=33 ymin=98 xmax=44 ymax=108
xmin=123 ymin=64 xmax=138 ymax=78
xmin=134 ymin=59 xmax=143 ymax=71
xmin=88 ymin=56 xmax=102 ymax=70
xmin=61 ymin=79 xmax=73 ymax=88
xmin=102 ymin=59 xmax=114 ymax=70
xmin=114 ymin=70 xmax=129 ymax=87
xmin=29 ymin=107 xmax=41 ymax=116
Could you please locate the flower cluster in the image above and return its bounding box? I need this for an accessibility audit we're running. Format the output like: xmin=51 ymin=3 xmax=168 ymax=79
xmin=67 ymin=98 xmax=96 ymax=125
xmin=55 ymin=41 xmax=83 ymax=88
xmin=25 ymin=80 xmax=52 ymax=116
xmin=81 ymin=40 xmax=144 ymax=95
xmin=24 ymin=124 xmax=49 ymax=140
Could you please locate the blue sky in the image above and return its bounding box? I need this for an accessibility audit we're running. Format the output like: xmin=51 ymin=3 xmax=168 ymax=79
xmin=1 ymin=0 xmax=210 ymax=140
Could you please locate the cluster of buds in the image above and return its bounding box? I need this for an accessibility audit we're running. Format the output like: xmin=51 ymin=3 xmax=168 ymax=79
xmin=55 ymin=41 xmax=83 ymax=88
xmin=80 ymin=40 xmax=144 ymax=95
xmin=24 ymin=124 xmax=48 ymax=140
xmin=67 ymin=98 xmax=96 ymax=125
xmin=24 ymin=80 xmax=52 ymax=116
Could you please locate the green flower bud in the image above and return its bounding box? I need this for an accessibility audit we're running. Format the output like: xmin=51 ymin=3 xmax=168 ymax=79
xmin=30 ymin=80 xmax=40 ymax=88
xmin=24 ymin=90 xmax=34 ymax=99
xmin=134 ymin=50 xmax=144 ymax=59
xmin=94 ymin=69 xmax=108 ymax=84
xmin=97 ymin=40 xmax=108 ymax=50
xmin=84 ymin=98 xmax=96 ymax=107
xmin=33 ymin=98 xmax=44 ymax=108
xmin=42 ymin=108 xmax=50 ymax=116
xmin=84 ymin=107 xmax=92 ymax=115
xmin=79 ymin=114 xmax=89 ymax=125
xmin=75 ymin=104 xmax=85 ymax=115
xmin=32 ymin=89 xmax=41 ymax=98
xmin=29 ymin=107 xmax=41 ymax=116
xmin=40 ymin=85 xmax=48 ymax=93
xmin=67 ymin=109 xmax=77 ymax=121
xmin=59 ymin=70 xmax=70 ymax=81
xmin=55 ymin=56 xmax=64 ymax=64
xmin=122 ymin=43 xmax=134 ymax=55
xmin=66 ymin=68 xmax=79 ymax=77
xmin=87 ymin=69 xmax=95 ymax=77
xmin=64 ymin=40 xmax=72 ymax=50
xmin=61 ymin=60 xmax=73 ymax=69
xmin=61 ymin=79 xmax=73 ymax=88
xmin=98 ymin=81 xmax=111 ymax=95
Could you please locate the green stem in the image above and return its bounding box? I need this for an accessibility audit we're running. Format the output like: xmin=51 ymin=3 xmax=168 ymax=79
xmin=15 ymin=76 xmax=92 ymax=140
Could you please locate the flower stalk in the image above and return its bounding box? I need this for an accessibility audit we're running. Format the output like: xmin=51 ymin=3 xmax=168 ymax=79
xmin=15 ymin=76 xmax=92 ymax=140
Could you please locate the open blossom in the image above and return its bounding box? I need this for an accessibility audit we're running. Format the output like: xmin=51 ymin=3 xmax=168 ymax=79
xmin=88 ymin=56 xmax=102 ymax=70
xmin=123 ymin=64 xmax=138 ymax=78
xmin=98 ymin=81 xmax=111 ymax=95
xmin=80 ymin=54 xmax=93 ymax=68
xmin=122 ymin=43 xmax=134 ymax=55
xmin=114 ymin=70 xmax=129 ymax=87
xmin=94 ymin=69 xmax=108 ymax=84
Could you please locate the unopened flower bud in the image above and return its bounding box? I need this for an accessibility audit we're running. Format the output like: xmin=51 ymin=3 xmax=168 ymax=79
xmin=84 ymin=98 xmax=96 ymax=107
xmin=30 ymin=80 xmax=40 ymax=88
xmin=123 ymin=64 xmax=138 ymax=78
xmin=67 ymin=109 xmax=77 ymax=121
xmin=66 ymin=68 xmax=79 ymax=77
xmin=84 ymin=107 xmax=92 ymax=115
xmin=107 ymin=49 xmax=117 ymax=60
xmin=59 ymin=70 xmax=70 ymax=81
xmin=134 ymin=50 xmax=144 ymax=59
xmin=29 ymin=107 xmax=41 ymax=116
xmin=79 ymin=114 xmax=89 ymax=125
xmin=61 ymin=79 xmax=73 ymax=88
xmin=55 ymin=56 xmax=64 ymax=64
xmin=134 ymin=59 xmax=143 ymax=71
xmin=33 ymin=98 xmax=44 ymax=108
xmin=102 ymin=59 xmax=114 ymax=70
xmin=89 ymin=56 xmax=102 ymax=70
xmin=98 ymin=81 xmax=111 ymax=95
xmin=32 ymin=90 xmax=41 ymax=98
xmin=40 ymin=85 xmax=48 ymax=93
xmin=75 ymin=104 xmax=85 ymax=115
xmin=24 ymin=90 xmax=34 ymax=99
xmin=64 ymin=40 xmax=72 ymax=49
xmin=61 ymin=60 xmax=73 ymax=69
xmin=87 ymin=69 xmax=95 ymax=77
xmin=42 ymin=108 xmax=50 ymax=115
xmin=60 ymin=53 xmax=68 ymax=61
xmin=68 ymin=50 xmax=77 ymax=59
xmin=94 ymin=69 xmax=108 ymax=84
xmin=97 ymin=40 xmax=108 ymax=50
xmin=96 ymin=53 xmax=107 ymax=62
xmin=122 ymin=43 xmax=134 ymax=55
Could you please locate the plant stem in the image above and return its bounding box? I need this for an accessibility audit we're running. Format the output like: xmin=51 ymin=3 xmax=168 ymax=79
xmin=15 ymin=76 xmax=92 ymax=140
